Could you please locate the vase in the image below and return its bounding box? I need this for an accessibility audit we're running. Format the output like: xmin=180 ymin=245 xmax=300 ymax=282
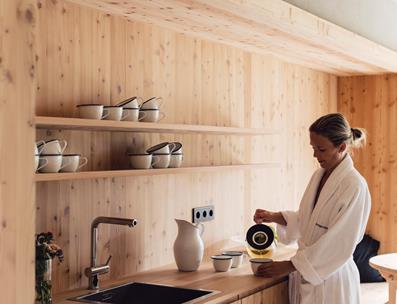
xmin=35 ymin=258 xmax=52 ymax=304
xmin=173 ymin=219 xmax=204 ymax=271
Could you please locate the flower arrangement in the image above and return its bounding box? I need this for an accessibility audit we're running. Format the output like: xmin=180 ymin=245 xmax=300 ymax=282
xmin=35 ymin=232 xmax=64 ymax=304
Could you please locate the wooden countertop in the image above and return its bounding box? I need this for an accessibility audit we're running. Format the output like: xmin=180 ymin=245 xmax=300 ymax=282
xmin=54 ymin=244 xmax=297 ymax=304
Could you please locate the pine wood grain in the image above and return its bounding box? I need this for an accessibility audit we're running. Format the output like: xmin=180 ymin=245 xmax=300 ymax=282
xmin=35 ymin=0 xmax=336 ymax=293
xmin=0 ymin=0 xmax=37 ymax=303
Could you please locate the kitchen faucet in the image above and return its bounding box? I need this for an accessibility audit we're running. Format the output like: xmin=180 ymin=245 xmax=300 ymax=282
xmin=85 ymin=216 xmax=138 ymax=290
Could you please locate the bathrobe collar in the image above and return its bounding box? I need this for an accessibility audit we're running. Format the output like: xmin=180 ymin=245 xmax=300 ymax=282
xmin=310 ymin=153 xmax=354 ymax=219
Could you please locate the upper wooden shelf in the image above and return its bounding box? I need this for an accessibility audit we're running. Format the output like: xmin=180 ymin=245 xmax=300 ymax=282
xmin=35 ymin=163 xmax=280 ymax=182
xmin=68 ymin=0 xmax=397 ymax=76
xmin=35 ymin=116 xmax=277 ymax=135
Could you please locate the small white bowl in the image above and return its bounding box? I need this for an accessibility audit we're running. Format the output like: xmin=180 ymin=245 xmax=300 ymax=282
xmin=250 ymin=258 xmax=273 ymax=275
xmin=222 ymin=251 xmax=243 ymax=268
xmin=211 ymin=255 xmax=232 ymax=272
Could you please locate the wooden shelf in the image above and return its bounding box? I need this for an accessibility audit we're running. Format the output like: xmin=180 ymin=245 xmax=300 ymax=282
xmin=35 ymin=116 xmax=278 ymax=135
xmin=68 ymin=0 xmax=397 ymax=75
xmin=35 ymin=163 xmax=281 ymax=182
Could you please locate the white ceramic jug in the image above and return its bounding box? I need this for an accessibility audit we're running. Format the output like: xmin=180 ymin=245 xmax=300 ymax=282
xmin=173 ymin=219 xmax=204 ymax=271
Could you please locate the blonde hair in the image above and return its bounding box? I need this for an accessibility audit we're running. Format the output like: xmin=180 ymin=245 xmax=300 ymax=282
xmin=309 ymin=113 xmax=366 ymax=149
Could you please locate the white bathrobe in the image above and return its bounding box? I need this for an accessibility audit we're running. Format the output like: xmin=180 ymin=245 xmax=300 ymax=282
xmin=277 ymin=154 xmax=371 ymax=304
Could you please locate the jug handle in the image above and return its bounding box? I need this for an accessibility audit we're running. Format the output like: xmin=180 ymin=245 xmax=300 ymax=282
xmin=197 ymin=223 xmax=205 ymax=237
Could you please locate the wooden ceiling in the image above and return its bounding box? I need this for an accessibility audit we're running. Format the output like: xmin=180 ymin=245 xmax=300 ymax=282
xmin=67 ymin=0 xmax=397 ymax=76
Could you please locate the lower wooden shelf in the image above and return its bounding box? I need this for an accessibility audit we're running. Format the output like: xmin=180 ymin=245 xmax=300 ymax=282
xmin=35 ymin=163 xmax=280 ymax=182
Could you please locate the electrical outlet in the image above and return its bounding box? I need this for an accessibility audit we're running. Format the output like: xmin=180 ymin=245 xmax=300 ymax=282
xmin=192 ymin=205 xmax=215 ymax=223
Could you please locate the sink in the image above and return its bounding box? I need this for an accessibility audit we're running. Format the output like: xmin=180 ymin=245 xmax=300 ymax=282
xmin=69 ymin=282 xmax=217 ymax=304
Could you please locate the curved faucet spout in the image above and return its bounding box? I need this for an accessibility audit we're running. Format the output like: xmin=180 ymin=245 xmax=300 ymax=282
xmin=87 ymin=216 xmax=138 ymax=289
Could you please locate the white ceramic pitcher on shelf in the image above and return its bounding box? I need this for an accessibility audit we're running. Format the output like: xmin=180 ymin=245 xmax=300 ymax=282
xmin=173 ymin=219 xmax=204 ymax=271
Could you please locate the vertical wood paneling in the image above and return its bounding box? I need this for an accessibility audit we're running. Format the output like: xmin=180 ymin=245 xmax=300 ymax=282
xmin=35 ymin=0 xmax=336 ymax=293
xmin=0 ymin=0 xmax=37 ymax=303
xmin=338 ymin=74 xmax=397 ymax=253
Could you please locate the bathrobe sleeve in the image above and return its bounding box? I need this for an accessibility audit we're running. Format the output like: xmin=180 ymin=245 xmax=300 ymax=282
xmin=290 ymin=178 xmax=371 ymax=286
xmin=277 ymin=210 xmax=300 ymax=245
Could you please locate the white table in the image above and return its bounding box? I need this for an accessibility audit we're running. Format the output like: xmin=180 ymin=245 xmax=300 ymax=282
xmin=370 ymin=253 xmax=397 ymax=304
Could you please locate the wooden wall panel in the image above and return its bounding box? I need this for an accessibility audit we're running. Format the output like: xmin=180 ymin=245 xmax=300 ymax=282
xmin=338 ymin=74 xmax=397 ymax=253
xmin=35 ymin=0 xmax=337 ymax=293
xmin=0 ymin=0 xmax=37 ymax=303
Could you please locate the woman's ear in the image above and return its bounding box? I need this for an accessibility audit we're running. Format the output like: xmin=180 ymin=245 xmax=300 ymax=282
xmin=339 ymin=142 xmax=347 ymax=153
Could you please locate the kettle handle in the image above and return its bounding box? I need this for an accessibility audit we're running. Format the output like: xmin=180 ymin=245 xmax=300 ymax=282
xmin=197 ymin=223 xmax=205 ymax=237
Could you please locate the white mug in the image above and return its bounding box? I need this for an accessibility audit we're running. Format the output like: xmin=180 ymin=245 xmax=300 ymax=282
xmin=35 ymin=155 xmax=48 ymax=172
xmin=122 ymin=108 xmax=147 ymax=122
xmin=146 ymin=142 xmax=175 ymax=154
xmin=60 ymin=154 xmax=88 ymax=172
xmin=38 ymin=139 xmax=68 ymax=155
xmin=38 ymin=154 xmax=66 ymax=173
xmin=152 ymin=153 xmax=171 ymax=168
xmin=140 ymin=97 xmax=163 ymax=110
xmin=103 ymin=106 xmax=126 ymax=121
xmin=35 ymin=140 xmax=45 ymax=154
xmin=77 ymin=104 xmax=107 ymax=120
xmin=139 ymin=109 xmax=165 ymax=122
xmin=116 ymin=96 xmax=143 ymax=108
xmin=169 ymin=153 xmax=183 ymax=168
xmin=128 ymin=154 xmax=159 ymax=169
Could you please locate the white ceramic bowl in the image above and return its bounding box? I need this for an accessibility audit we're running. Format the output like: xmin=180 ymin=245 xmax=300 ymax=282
xmin=211 ymin=255 xmax=232 ymax=272
xmin=222 ymin=251 xmax=243 ymax=268
xmin=250 ymin=258 xmax=273 ymax=275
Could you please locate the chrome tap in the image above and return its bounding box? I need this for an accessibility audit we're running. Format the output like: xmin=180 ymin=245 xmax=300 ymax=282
xmin=85 ymin=216 xmax=138 ymax=290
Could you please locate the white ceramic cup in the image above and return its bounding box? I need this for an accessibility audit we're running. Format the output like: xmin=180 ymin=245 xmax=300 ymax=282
xmin=35 ymin=141 xmax=45 ymax=155
xmin=250 ymin=258 xmax=273 ymax=275
xmin=103 ymin=106 xmax=125 ymax=121
xmin=38 ymin=154 xmax=65 ymax=173
xmin=146 ymin=142 xmax=176 ymax=154
xmin=38 ymin=139 xmax=68 ymax=155
xmin=152 ymin=153 xmax=171 ymax=168
xmin=139 ymin=109 xmax=165 ymax=122
xmin=211 ymin=255 xmax=232 ymax=272
xmin=122 ymin=108 xmax=147 ymax=122
xmin=116 ymin=96 xmax=143 ymax=108
xmin=60 ymin=154 xmax=88 ymax=172
xmin=129 ymin=154 xmax=159 ymax=169
xmin=169 ymin=153 xmax=183 ymax=168
xmin=77 ymin=104 xmax=107 ymax=120
xmin=35 ymin=155 xmax=48 ymax=172
xmin=170 ymin=142 xmax=183 ymax=154
xmin=222 ymin=251 xmax=243 ymax=268
xmin=140 ymin=97 xmax=163 ymax=110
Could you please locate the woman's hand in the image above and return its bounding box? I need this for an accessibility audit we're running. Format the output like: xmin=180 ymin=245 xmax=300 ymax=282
xmin=253 ymin=209 xmax=287 ymax=225
xmin=256 ymin=261 xmax=295 ymax=277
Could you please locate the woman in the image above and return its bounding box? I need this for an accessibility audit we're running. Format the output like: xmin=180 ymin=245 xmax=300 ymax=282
xmin=253 ymin=113 xmax=371 ymax=304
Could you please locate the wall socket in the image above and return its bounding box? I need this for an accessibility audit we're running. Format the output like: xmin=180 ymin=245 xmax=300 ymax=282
xmin=192 ymin=205 xmax=215 ymax=223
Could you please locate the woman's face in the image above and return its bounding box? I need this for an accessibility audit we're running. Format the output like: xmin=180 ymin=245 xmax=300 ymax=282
xmin=310 ymin=132 xmax=346 ymax=171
